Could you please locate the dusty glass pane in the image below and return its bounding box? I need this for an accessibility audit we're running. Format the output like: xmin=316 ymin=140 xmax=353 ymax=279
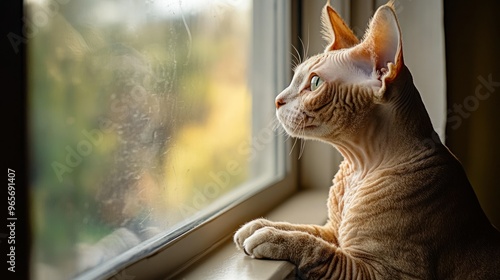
xmin=27 ymin=0 xmax=275 ymax=278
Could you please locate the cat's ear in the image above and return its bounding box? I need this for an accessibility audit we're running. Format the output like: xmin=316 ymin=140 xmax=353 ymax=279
xmin=321 ymin=2 xmax=359 ymax=52
xmin=351 ymin=3 xmax=403 ymax=91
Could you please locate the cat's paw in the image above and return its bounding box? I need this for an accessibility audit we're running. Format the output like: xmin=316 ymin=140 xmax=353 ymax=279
xmin=234 ymin=218 xmax=273 ymax=254
xmin=241 ymin=226 xmax=285 ymax=259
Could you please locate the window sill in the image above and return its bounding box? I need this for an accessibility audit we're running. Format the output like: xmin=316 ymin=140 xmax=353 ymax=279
xmin=170 ymin=189 xmax=329 ymax=280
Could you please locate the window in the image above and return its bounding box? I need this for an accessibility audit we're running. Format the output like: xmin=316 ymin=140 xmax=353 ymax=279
xmin=27 ymin=0 xmax=294 ymax=279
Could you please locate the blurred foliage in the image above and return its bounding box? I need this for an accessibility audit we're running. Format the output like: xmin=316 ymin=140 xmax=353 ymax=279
xmin=28 ymin=0 xmax=252 ymax=278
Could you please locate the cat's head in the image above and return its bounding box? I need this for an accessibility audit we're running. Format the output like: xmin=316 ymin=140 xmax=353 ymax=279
xmin=276 ymin=2 xmax=405 ymax=143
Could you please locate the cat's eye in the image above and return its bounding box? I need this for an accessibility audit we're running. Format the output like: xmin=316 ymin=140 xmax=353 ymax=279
xmin=310 ymin=75 xmax=324 ymax=91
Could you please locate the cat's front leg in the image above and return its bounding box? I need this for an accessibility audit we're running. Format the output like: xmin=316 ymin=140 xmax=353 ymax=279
xmin=241 ymin=226 xmax=334 ymax=259
xmin=234 ymin=218 xmax=337 ymax=252
xmin=240 ymin=227 xmax=344 ymax=279
xmin=235 ymin=221 xmax=378 ymax=279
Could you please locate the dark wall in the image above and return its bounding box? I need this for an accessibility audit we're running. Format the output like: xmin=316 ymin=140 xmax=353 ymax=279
xmin=444 ymin=0 xmax=500 ymax=228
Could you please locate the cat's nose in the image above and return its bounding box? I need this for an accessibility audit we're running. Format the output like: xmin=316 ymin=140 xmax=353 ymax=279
xmin=275 ymin=98 xmax=286 ymax=109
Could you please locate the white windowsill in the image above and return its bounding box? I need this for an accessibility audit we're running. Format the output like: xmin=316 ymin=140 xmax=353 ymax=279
xmin=171 ymin=189 xmax=329 ymax=280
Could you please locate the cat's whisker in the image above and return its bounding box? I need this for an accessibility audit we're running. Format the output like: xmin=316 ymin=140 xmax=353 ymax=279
xmin=271 ymin=118 xmax=282 ymax=130
xmin=291 ymin=44 xmax=302 ymax=70
xmin=270 ymin=115 xmax=291 ymax=140
xmin=298 ymin=37 xmax=305 ymax=61
xmin=305 ymin=33 xmax=310 ymax=59
xmin=277 ymin=126 xmax=289 ymax=138
xmin=298 ymin=36 xmax=309 ymax=62
xmin=289 ymin=137 xmax=299 ymax=156
xmin=279 ymin=128 xmax=289 ymax=137
xmin=298 ymin=139 xmax=306 ymax=160
xmin=273 ymin=121 xmax=289 ymax=137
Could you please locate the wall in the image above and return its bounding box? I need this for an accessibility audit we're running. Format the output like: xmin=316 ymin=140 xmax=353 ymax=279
xmin=444 ymin=0 xmax=500 ymax=228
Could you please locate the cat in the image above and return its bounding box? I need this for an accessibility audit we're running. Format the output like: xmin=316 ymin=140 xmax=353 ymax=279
xmin=234 ymin=1 xmax=500 ymax=279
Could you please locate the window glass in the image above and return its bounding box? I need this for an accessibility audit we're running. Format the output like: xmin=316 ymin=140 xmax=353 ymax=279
xmin=27 ymin=0 xmax=278 ymax=278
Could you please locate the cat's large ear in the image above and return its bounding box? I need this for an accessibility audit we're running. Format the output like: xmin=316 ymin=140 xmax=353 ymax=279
xmin=321 ymin=2 xmax=359 ymax=52
xmin=351 ymin=3 xmax=403 ymax=93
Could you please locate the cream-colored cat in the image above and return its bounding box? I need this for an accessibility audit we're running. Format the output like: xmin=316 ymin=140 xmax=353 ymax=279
xmin=234 ymin=2 xmax=500 ymax=279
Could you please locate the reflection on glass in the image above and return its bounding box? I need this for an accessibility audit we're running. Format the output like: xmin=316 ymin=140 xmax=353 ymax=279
xmin=27 ymin=0 xmax=273 ymax=279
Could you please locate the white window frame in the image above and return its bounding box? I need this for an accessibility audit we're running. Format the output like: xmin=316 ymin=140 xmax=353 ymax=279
xmin=73 ymin=1 xmax=297 ymax=279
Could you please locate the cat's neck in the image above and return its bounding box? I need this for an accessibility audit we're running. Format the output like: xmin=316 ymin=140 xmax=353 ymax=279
xmin=333 ymin=66 xmax=438 ymax=176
